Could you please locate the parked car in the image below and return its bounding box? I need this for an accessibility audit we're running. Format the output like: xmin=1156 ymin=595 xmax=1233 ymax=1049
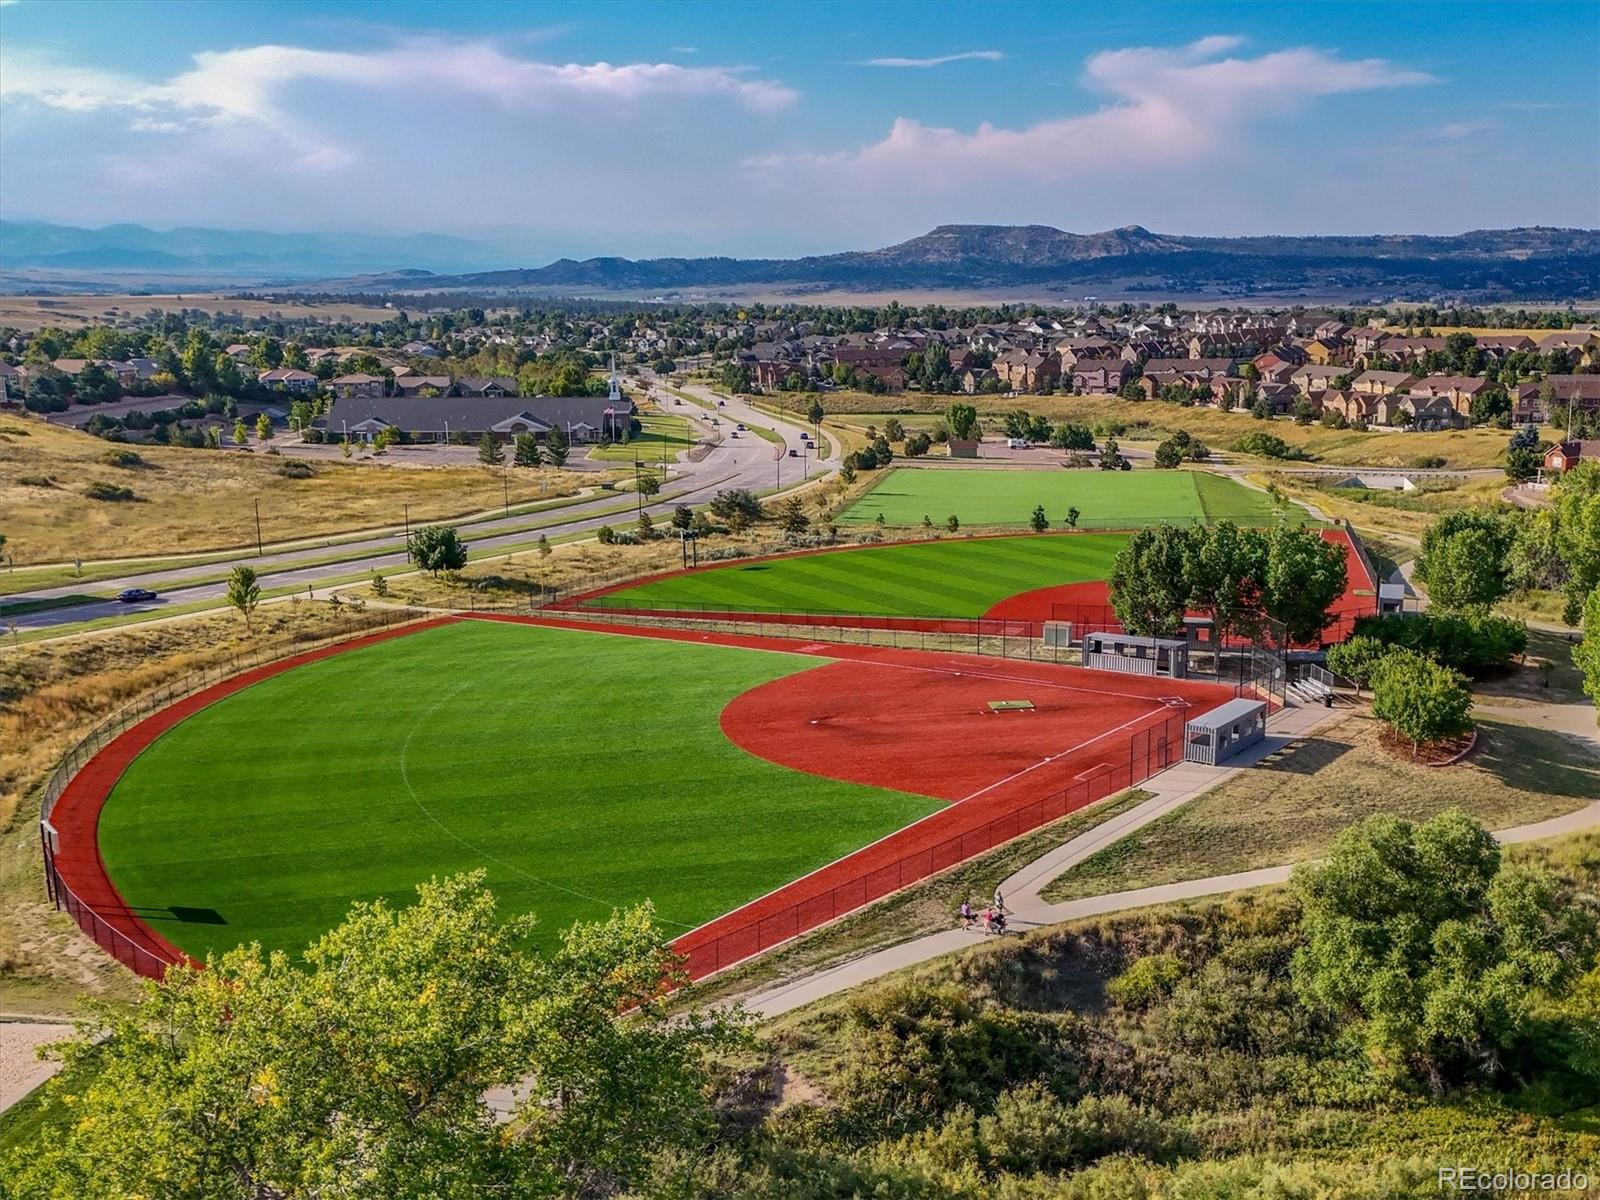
xmin=117 ymin=588 xmax=157 ymax=603
xmin=1007 ymin=438 xmax=1030 ymax=449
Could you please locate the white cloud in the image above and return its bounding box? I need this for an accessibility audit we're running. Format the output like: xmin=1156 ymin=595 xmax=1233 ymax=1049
xmin=763 ymin=37 xmax=1431 ymax=184
xmin=860 ymin=50 xmax=1004 ymax=68
xmin=1 ymin=37 xmax=797 ymax=169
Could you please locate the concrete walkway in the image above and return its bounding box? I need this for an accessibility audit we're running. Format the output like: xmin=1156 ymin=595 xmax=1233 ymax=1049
xmin=742 ymin=700 xmax=1343 ymax=1018
xmin=741 ymin=695 xmax=1600 ymax=1019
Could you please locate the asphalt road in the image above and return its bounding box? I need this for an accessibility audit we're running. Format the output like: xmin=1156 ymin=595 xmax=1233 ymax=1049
xmin=6 ymin=379 xmax=836 ymax=632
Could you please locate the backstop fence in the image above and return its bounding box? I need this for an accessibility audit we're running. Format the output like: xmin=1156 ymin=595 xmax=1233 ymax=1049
xmin=36 ymin=606 xmax=431 ymax=979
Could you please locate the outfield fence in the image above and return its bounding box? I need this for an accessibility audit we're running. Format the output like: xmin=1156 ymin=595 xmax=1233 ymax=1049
xmin=37 ymin=606 xmax=431 ymax=979
xmin=672 ymin=707 xmax=1192 ymax=979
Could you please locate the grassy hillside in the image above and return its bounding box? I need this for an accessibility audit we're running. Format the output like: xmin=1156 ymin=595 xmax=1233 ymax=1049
xmin=0 ymin=415 xmax=598 ymax=564
xmin=814 ymin=391 xmax=1540 ymax=469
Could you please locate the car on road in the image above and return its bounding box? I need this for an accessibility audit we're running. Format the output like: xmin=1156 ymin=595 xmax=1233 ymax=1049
xmin=117 ymin=588 xmax=157 ymax=603
xmin=736 ymin=423 xmax=746 ymax=431
xmin=716 ymin=399 xmax=726 ymax=407
xmin=788 ymin=448 xmax=798 ymax=457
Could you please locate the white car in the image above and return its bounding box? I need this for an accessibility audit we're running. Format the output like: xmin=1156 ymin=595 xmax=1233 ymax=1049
xmin=1007 ymin=438 xmax=1029 ymax=449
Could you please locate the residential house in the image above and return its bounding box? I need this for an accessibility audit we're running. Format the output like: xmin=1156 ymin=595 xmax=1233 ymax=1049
xmin=401 ymin=341 xmax=442 ymax=359
xmin=1538 ymin=331 xmax=1599 ymax=366
xmin=1250 ymin=381 xmax=1301 ymax=415
xmin=1290 ymin=364 xmax=1348 ymax=394
xmin=1512 ymin=375 xmax=1600 ymax=424
xmin=1544 ymin=440 xmax=1600 ymax=474
xmin=1395 ymin=394 xmax=1464 ymax=430
xmin=257 ymin=368 xmax=318 ymax=394
xmin=1317 ymin=389 xmax=1380 ymax=425
xmin=1300 ymin=336 xmax=1350 ymax=366
xmin=330 ymin=373 xmax=387 ymax=399
xmin=457 ymin=377 xmax=519 ymax=398
xmin=959 ymin=367 xmax=998 ymax=394
xmin=1474 ymin=334 xmax=1536 ymax=360
xmin=392 ymin=374 xmax=453 ymax=397
xmin=1068 ymin=361 xmax=1130 ymax=394
xmin=224 ymin=344 xmax=255 ymax=363
xmin=994 ymin=348 xmax=1060 ymax=392
xmin=1351 ymin=369 xmax=1417 ymax=396
xmin=1382 ymin=336 xmax=1447 ymax=363
xmin=828 ymin=346 xmax=907 ymax=391
xmin=1405 ymin=374 xmax=1490 ymax=417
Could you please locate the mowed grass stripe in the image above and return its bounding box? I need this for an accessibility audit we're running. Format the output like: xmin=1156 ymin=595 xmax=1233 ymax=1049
xmin=98 ymin=621 xmax=939 ymax=958
xmin=837 ymin=467 xmax=1280 ymax=528
xmin=588 ymin=534 xmax=1129 ymax=618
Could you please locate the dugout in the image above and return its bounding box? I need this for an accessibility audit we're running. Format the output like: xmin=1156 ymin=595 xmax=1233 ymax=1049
xmin=1082 ymin=632 xmax=1189 ymax=678
xmin=1183 ymin=698 xmax=1267 ymax=766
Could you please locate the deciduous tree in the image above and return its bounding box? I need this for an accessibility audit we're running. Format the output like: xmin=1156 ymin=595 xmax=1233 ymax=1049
xmin=408 ymin=525 xmax=468 ymax=575
xmin=225 ymin=564 xmax=261 ymax=630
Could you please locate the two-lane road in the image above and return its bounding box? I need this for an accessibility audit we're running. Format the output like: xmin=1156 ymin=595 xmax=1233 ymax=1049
xmin=6 ymin=386 xmax=837 ymax=633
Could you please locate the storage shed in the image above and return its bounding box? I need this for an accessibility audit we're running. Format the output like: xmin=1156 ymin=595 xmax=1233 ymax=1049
xmin=1183 ymin=698 xmax=1267 ymax=766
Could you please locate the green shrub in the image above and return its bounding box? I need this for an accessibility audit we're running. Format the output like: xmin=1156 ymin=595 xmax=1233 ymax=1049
xmin=1351 ymin=611 xmax=1526 ymax=677
xmin=82 ymin=480 xmax=136 ymax=502
xmin=1230 ymin=431 xmax=1310 ymax=461
xmin=99 ymin=448 xmax=143 ymax=468
xmin=1107 ymin=953 xmax=1185 ymax=1010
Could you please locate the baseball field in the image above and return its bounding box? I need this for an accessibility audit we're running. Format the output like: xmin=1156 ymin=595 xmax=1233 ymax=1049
xmin=836 ymin=466 xmax=1285 ymax=527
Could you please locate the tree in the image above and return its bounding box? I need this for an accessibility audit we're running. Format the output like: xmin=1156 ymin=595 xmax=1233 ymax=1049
xmin=513 ymin=432 xmax=540 ymax=467
xmin=1370 ymin=648 xmax=1473 ymax=751
xmin=1184 ymin=520 xmax=1265 ymax=644
xmin=225 ymin=564 xmax=261 ymax=631
xmin=1109 ymin=524 xmax=1197 ymax=635
xmin=1051 ymin=423 xmax=1095 ymax=451
xmin=1259 ymin=524 xmax=1347 ymax=644
xmin=944 ymin=402 xmax=979 ymax=440
xmin=477 ymin=432 xmax=503 ymax=465
xmin=1555 ymin=462 xmax=1600 ymax=622
xmin=1029 ymin=505 xmax=1049 ymax=533
xmin=670 ymin=504 xmax=694 ymax=531
xmin=544 ymin=426 xmax=570 ymax=467
xmin=883 ymin=417 xmax=905 ymax=443
xmin=807 ymin=398 xmax=826 ymax=426
xmin=6 ymin=874 xmax=745 ymax=1199
xmin=1417 ymin=509 xmax=1515 ymax=601
xmin=636 ymin=472 xmax=662 ymax=499
xmin=1325 ymin=634 xmax=1389 ymax=694
xmin=1292 ymin=811 xmax=1593 ymax=1087
xmin=637 ymin=510 xmax=657 ymax=540
xmin=1506 ymin=508 xmax=1566 ymax=593
xmin=709 ymin=488 xmax=763 ymax=533
xmin=1099 ymin=437 xmax=1125 ymax=470
xmin=778 ymin=494 xmax=810 ymax=536
xmin=1424 ymin=525 xmax=1511 ymax=610
xmin=408 ymin=525 xmax=468 ymax=575
xmin=946 ymin=514 xmax=960 ymax=533
xmin=1152 ymin=438 xmax=1183 ymax=469
xmin=1065 ymin=506 xmax=1080 ymax=528
xmin=1575 ymin=585 xmax=1600 ymax=718
xmin=254 ymin=413 xmax=273 ymax=441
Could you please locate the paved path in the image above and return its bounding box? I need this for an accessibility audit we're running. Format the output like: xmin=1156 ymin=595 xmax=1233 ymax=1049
xmin=741 ymin=695 xmax=1600 ymax=1019
xmin=0 ymin=1021 xmax=75 ymax=1116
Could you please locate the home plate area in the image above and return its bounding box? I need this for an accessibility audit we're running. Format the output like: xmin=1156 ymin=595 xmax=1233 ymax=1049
xmin=719 ymin=649 xmax=1233 ymax=806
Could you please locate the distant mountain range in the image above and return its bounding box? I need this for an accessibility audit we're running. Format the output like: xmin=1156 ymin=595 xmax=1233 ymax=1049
xmin=3 ymin=220 xmax=1598 ymax=301
xmin=0 ymin=221 xmax=513 ymax=278
xmin=359 ymin=224 xmax=1600 ymax=301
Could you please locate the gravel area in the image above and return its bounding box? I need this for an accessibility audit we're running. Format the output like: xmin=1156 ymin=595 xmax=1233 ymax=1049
xmin=0 ymin=1022 xmax=74 ymax=1114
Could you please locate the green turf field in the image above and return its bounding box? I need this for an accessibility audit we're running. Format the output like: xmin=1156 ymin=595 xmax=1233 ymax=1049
xmin=97 ymin=621 xmax=938 ymax=958
xmin=585 ymin=533 xmax=1127 ymax=616
xmin=837 ymin=467 xmax=1284 ymax=528
xmin=585 ymin=412 xmax=694 ymax=463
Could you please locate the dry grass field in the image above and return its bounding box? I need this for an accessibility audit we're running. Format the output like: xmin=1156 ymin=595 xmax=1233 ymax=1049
xmin=0 ymin=415 xmax=595 ymax=564
xmin=1041 ymin=712 xmax=1597 ymax=903
xmin=812 ymin=391 xmax=1538 ymax=469
xmin=0 ymin=293 xmax=399 ymax=333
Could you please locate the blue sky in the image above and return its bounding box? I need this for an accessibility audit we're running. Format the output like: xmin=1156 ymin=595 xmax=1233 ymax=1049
xmin=2 ymin=0 xmax=1596 ymax=259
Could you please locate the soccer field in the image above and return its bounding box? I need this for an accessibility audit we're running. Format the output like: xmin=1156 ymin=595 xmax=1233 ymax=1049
xmin=585 ymin=533 xmax=1127 ymax=617
xmin=97 ymin=621 xmax=939 ymax=958
xmin=837 ymin=467 xmax=1283 ymax=528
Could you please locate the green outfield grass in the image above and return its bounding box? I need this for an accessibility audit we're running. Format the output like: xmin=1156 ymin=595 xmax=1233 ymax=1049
xmin=585 ymin=412 xmax=694 ymax=463
xmin=585 ymin=533 xmax=1127 ymax=617
xmin=97 ymin=621 xmax=938 ymax=958
xmin=837 ymin=467 xmax=1285 ymax=528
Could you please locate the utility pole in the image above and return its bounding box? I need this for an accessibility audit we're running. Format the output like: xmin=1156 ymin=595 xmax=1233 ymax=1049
xmin=254 ymin=498 xmax=263 ymax=557
xmin=502 ymin=469 xmax=509 ymax=517
xmin=403 ymin=503 xmax=410 ymax=544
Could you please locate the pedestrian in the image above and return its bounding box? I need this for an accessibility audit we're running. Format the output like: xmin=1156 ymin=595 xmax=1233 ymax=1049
xmin=992 ymin=886 xmax=1005 ymax=914
xmin=958 ymin=899 xmax=975 ymax=928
